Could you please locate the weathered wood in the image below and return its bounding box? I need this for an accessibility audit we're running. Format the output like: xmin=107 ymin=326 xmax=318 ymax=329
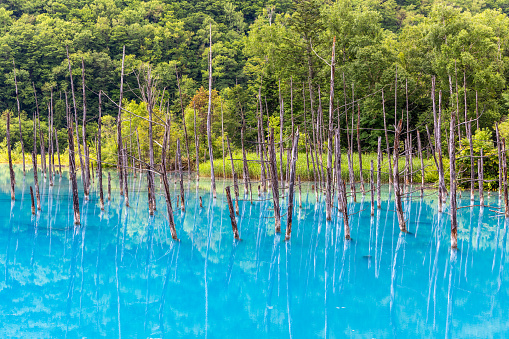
xmin=468 ymin=120 xmax=475 ymax=201
xmin=98 ymin=91 xmax=105 ymax=210
xmin=226 ymin=136 xmax=239 ymax=215
xmin=66 ymin=46 xmax=87 ymax=199
xmin=326 ymin=38 xmax=335 ymax=220
xmin=134 ymin=128 xmax=141 ymax=174
xmin=175 ymin=67 xmax=192 ymax=177
xmin=193 ymin=101 xmax=200 ymax=182
xmin=298 ymin=175 xmax=302 ymax=208
xmin=479 ymin=148 xmax=484 ymax=207
xmin=449 ymin=101 xmax=458 ymax=249
xmin=47 ymin=103 xmax=54 ymax=186
xmin=54 ymin=129 xmax=62 ymax=177
xmin=13 ymin=61 xmax=25 ymax=175
xmin=417 ymin=130 xmax=425 ymax=196
xmin=502 ymin=139 xmax=508 ymax=217
xmin=393 ymin=120 xmax=406 ymax=233
xmin=66 ymin=105 xmax=80 ymax=225
xmin=32 ymin=151 xmax=41 ymax=211
xmin=200 ymin=196 xmax=203 ymax=208
xmin=240 ymin=112 xmax=250 ymax=195
xmin=496 ymin=123 xmax=502 ymax=197
xmin=404 ymin=137 xmax=410 ymax=186
xmin=370 ymin=160 xmax=375 ymax=216
xmin=39 ymin=115 xmax=47 ymax=181
xmin=6 ymin=110 xmax=15 ymax=200
xmin=107 ymin=172 xmax=112 ymax=201
xmin=377 ymin=136 xmax=382 ymax=209
xmin=221 ymin=99 xmax=226 ymax=178
xmin=30 ymin=186 xmax=35 ymax=215
xmin=207 ymin=24 xmax=217 ymax=198
xmin=81 ymin=57 xmax=90 ymax=195
xmin=269 ymin=128 xmax=281 ymax=233
xmin=161 ymin=120 xmax=178 ymax=240
xmin=117 ymin=46 xmax=126 ymax=197
xmin=225 ymin=186 xmax=241 ymax=240
xmin=406 ymin=78 xmax=413 ymax=185
xmin=357 ymin=103 xmax=365 ymax=193
xmin=279 ymin=79 xmax=285 ymax=189
xmin=177 ymin=139 xmax=185 ymax=211
xmin=382 ymin=89 xmax=393 ymax=184
xmin=285 ymin=129 xmax=299 ymax=241
xmin=340 ymin=180 xmax=350 ymax=240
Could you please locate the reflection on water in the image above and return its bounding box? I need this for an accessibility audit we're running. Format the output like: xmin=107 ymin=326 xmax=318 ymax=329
xmin=0 ymin=165 xmax=508 ymax=338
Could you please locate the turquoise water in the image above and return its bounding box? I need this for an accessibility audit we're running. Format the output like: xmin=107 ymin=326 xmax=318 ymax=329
xmin=0 ymin=165 xmax=508 ymax=338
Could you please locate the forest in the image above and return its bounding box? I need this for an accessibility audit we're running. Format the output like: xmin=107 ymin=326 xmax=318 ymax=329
xmin=2 ymin=0 xmax=509 ymax=187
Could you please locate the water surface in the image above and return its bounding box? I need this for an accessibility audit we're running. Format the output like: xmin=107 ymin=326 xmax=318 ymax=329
xmin=0 ymin=166 xmax=507 ymax=338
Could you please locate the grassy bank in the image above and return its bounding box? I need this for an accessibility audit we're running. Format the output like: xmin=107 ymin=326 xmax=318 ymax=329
xmin=200 ymin=151 xmax=439 ymax=183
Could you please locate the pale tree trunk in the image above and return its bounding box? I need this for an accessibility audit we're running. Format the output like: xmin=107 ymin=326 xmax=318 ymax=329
xmin=207 ymin=23 xmax=217 ymax=198
xmin=98 ymin=91 xmax=104 ymax=210
xmin=13 ymin=60 xmax=25 ymax=175
xmin=6 ymin=111 xmax=15 ymax=200
xmin=326 ymin=37 xmax=335 ymax=221
xmin=66 ymin=46 xmax=87 ymax=199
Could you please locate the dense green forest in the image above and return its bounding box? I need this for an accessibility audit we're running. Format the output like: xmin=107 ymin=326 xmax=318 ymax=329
xmin=2 ymin=0 xmax=509 ymax=182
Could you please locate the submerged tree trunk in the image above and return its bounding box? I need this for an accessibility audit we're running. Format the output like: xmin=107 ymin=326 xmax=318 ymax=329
xmin=98 ymin=91 xmax=105 ymax=211
xmin=393 ymin=120 xmax=406 ymax=233
xmin=66 ymin=46 xmax=87 ymax=199
xmin=207 ymin=24 xmax=217 ymax=198
xmin=7 ymin=111 xmax=15 ymax=200
xmin=67 ymin=105 xmax=80 ymax=225
xmin=449 ymin=104 xmax=458 ymax=249
xmin=13 ymin=61 xmax=25 ymax=175
xmin=161 ymin=120 xmax=179 ymax=240
xmin=285 ymin=129 xmax=299 ymax=241
xmin=269 ymin=128 xmax=281 ymax=233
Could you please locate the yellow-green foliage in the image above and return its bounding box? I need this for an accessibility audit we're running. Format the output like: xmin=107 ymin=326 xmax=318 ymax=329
xmin=200 ymin=151 xmax=437 ymax=183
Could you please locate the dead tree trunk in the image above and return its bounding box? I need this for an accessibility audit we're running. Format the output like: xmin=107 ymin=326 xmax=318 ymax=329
xmin=207 ymin=24 xmax=217 ymax=198
xmin=108 ymin=172 xmax=111 ymax=201
xmin=449 ymin=103 xmax=458 ymax=249
xmin=54 ymin=129 xmax=62 ymax=177
xmin=193 ymin=101 xmax=200 ymax=182
xmin=98 ymin=91 xmax=105 ymax=210
xmin=326 ymin=37 xmax=335 ymax=220
xmin=502 ymin=139 xmax=508 ymax=217
xmin=370 ymin=160 xmax=375 ymax=216
xmin=161 ymin=121 xmax=179 ymax=240
xmin=66 ymin=46 xmax=87 ymax=199
xmin=269 ymin=128 xmax=281 ymax=233
xmin=382 ymin=89 xmax=393 ymax=184
xmin=177 ymin=139 xmax=185 ymax=211
xmin=226 ymin=136 xmax=240 ymax=215
xmin=30 ymin=186 xmax=35 ymax=214
xmin=393 ymin=120 xmax=406 ymax=233
xmin=32 ymin=151 xmax=41 ymax=210
xmin=67 ymin=105 xmax=80 ymax=225
xmin=417 ymin=130 xmax=425 ymax=196
xmin=479 ymin=148 xmax=484 ymax=207
xmin=175 ymin=67 xmax=191 ymax=176
xmin=357 ymin=103 xmax=365 ymax=193
xmin=117 ymin=46 xmax=126 ymax=197
xmin=225 ymin=186 xmax=241 ymax=240
xmin=13 ymin=61 xmax=25 ymax=175
xmin=6 ymin=110 xmax=15 ymax=200
xmin=81 ymin=58 xmax=90 ymax=194
xmin=468 ymin=121 xmax=475 ymax=201
xmin=38 ymin=112 xmax=47 ymax=180
xmin=496 ymin=123 xmax=503 ymax=196
xmin=285 ymin=129 xmax=299 ymax=241
xmin=279 ymin=79 xmax=285 ymax=189
xmin=377 ymin=136 xmax=382 ymax=209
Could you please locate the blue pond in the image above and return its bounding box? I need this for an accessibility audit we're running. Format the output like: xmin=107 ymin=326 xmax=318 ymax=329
xmin=0 ymin=165 xmax=508 ymax=338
